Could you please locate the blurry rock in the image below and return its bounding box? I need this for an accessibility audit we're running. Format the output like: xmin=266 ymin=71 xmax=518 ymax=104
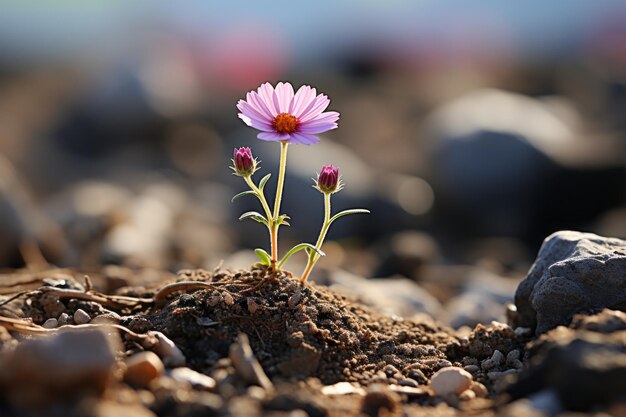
xmin=328 ymin=270 xmax=442 ymax=317
xmin=0 ymin=327 xmax=121 ymax=409
xmin=427 ymin=89 xmax=626 ymax=243
xmin=229 ymin=333 xmax=273 ymax=392
xmin=169 ymin=367 xmax=216 ymax=391
xmin=374 ymin=231 xmax=440 ymax=279
xmin=570 ymin=309 xmax=626 ymax=333
xmin=74 ymin=399 xmax=157 ymax=417
xmin=74 ymin=308 xmax=91 ymax=324
xmin=508 ymin=326 xmax=626 ymax=411
xmin=430 ymin=367 xmax=472 ymax=396
xmin=515 ymin=230 xmax=626 ymax=334
xmin=124 ymin=351 xmax=165 ymax=387
xmin=444 ymin=270 xmax=520 ymax=329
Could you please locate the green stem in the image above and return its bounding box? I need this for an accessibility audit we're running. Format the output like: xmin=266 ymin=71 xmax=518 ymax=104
xmin=243 ymin=176 xmax=272 ymax=220
xmin=300 ymin=192 xmax=331 ymax=283
xmin=269 ymin=141 xmax=289 ymax=269
xmin=273 ymin=141 xmax=289 ymax=219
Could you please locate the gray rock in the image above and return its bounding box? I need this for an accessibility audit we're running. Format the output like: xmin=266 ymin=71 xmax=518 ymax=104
xmin=515 ymin=230 xmax=626 ymax=334
xmin=0 ymin=327 xmax=121 ymax=408
xmin=508 ymin=326 xmax=626 ymax=411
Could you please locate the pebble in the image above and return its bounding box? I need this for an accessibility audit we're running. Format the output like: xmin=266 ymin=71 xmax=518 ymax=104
xmin=73 ymin=309 xmax=91 ymax=325
xmin=514 ymin=327 xmax=532 ymax=336
xmin=506 ymin=349 xmax=520 ymax=363
xmin=169 ymin=367 xmax=216 ymax=391
xmin=150 ymin=331 xmax=186 ymax=367
xmin=481 ymin=358 xmax=495 ymax=370
xmin=459 ymin=389 xmax=476 ymax=401
xmin=430 ymin=367 xmax=473 ymax=396
xmin=510 ymin=359 xmax=524 ymax=370
xmin=124 ymin=351 xmax=164 ymax=387
xmin=470 ymin=381 xmax=488 ymax=398
xmin=398 ymin=378 xmax=418 ymax=388
xmin=491 ymin=350 xmax=505 ymax=366
xmin=57 ymin=312 xmax=70 ymax=326
xmin=463 ymin=364 xmax=479 ymax=373
xmin=42 ymin=318 xmax=58 ymax=329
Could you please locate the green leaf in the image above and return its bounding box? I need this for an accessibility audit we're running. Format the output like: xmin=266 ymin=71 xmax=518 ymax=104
xmin=231 ymin=190 xmax=257 ymax=203
xmin=277 ymin=243 xmax=325 ymax=269
xmin=275 ymin=214 xmax=291 ymax=227
xmin=238 ymin=211 xmax=269 ymax=225
xmin=254 ymin=248 xmax=271 ymax=266
xmin=259 ymin=173 xmax=272 ymax=191
xmin=328 ymin=208 xmax=370 ymax=226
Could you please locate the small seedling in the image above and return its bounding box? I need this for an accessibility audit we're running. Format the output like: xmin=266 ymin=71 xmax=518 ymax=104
xmin=232 ymin=82 xmax=369 ymax=283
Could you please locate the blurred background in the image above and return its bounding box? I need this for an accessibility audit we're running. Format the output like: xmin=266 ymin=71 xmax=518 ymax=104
xmin=1 ymin=0 xmax=626 ymax=326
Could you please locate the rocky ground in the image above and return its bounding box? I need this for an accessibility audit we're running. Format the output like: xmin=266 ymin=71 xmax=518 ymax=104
xmin=0 ymin=230 xmax=624 ymax=417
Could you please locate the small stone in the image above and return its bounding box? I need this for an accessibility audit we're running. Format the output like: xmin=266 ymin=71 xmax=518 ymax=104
xmin=430 ymin=367 xmax=473 ymax=396
xmin=470 ymin=381 xmax=488 ymax=398
xmin=223 ymin=293 xmax=234 ymax=306
xmin=321 ymin=382 xmax=365 ymax=396
xmin=487 ymin=371 xmax=502 ymax=380
xmin=42 ymin=318 xmax=58 ymax=329
xmin=57 ymin=312 xmax=70 ymax=326
xmin=514 ymin=327 xmax=531 ymax=337
xmin=362 ymin=384 xmax=400 ymax=416
xmin=506 ymin=349 xmax=520 ymax=363
xmin=73 ymin=309 xmax=91 ymax=325
xmin=510 ymin=359 xmax=524 ymax=370
xmin=398 ymin=378 xmax=418 ymax=388
xmin=169 ymin=367 xmax=216 ymax=391
xmin=124 ymin=351 xmax=164 ymax=387
xmin=459 ymin=389 xmax=476 ymax=401
xmin=491 ymin=350 xmax=505 ymax=366
xmin=150 ymin=331 xmax=186 ymax=367
xmin=481 ymin=359 xmax=495 ymax=370
xmin=463 ymin=364 xmax=479 ymax=373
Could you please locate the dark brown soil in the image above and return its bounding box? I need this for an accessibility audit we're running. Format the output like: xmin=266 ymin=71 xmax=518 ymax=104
xmin=147 ymin=267 xmax=460 ymax=385
xmin=0 ymin=266 xmax=528 ymax=417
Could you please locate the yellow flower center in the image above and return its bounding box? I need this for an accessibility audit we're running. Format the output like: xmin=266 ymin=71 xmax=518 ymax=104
xmin=272 ymin=113 xmax=298 ymax=134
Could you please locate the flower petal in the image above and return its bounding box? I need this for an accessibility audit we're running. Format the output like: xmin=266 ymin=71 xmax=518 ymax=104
xmin=299 ymin=94 xmax=331 ymax=122
xmin=298 ymin=122 xmax=338 ymax=134
xmin=237 ymin=99 xmax=272 ymax=126
xmin=238 ymin=113 xmax=274 ymax=132
xmin=288 ymin=133 xmax=320 ymax=145
xmin=301 ymin=111 xmax=340 ymax=126
xmin=290 ymin=85 xmax=316 ymax=117
xmin=246 ymin=92 xmax=273 ymax=120
xmin=257 ymin=83 xmax=279 ymax=117
xmin=275 ymin=82 xmax=295 ymax=113
xmin=258 ymin=132 xmax=290 ymax=141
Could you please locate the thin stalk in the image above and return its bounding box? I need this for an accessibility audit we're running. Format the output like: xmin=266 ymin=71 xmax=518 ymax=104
xmin=269 ymin=141 xmax=289 ymax=268
xmin=243 ymin=176 xmax=272 ymax=220
xmin=299 ymin=192 xmax=331 ymax=283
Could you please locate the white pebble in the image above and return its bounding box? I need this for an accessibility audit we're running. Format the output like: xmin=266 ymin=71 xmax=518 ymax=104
xmin=42 ymin=318 xmax=58 ymax=329
xmin=514 ymin=327 xmax=531 ymax=336
xmin=73 ymin=309 xmax=91 ymax=325
xmin=57 ymin=313 xmax=69 ymax=326
xmin=430 ymin=367 xmax=473 ymax=396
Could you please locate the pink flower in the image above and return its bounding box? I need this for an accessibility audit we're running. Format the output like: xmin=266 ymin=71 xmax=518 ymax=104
xmin=232 ymin=147 xmax=256 ymax=176
xmin=237 ymin=82 xmax=340 ymax=145
xmin=316 ymin=164 xmax=342 ymax=194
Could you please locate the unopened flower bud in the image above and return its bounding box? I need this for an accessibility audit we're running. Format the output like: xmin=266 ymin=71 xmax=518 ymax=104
xmin=316 ymin=165 xmax=341 ymax=194
xmin=232 ymin=147 xmax=256 ymax=176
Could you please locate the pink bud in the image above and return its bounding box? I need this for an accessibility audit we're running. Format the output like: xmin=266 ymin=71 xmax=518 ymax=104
xmin=317 ymin=165 xmax=340 ymax=193
xmin=233 ymin=147 xmax=255 ymax=176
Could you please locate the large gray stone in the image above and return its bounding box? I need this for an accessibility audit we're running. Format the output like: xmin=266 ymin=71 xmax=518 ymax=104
xmin=515 ymin=230 xmax=626 ymax=334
